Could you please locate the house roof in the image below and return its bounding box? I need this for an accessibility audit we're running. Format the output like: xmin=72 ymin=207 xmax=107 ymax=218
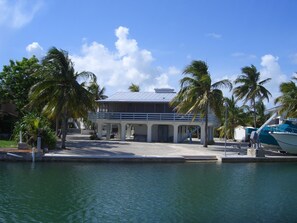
xmin=99 ymin=91 xmax=177 ymax=103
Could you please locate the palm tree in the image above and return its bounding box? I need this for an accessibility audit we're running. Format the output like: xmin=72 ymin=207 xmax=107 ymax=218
xmin=218 ymin=96 xmax=248 ymax=139
xmin=170 ymin=60 xmax=232 ymax=147
xmin=255 ymin=101 xmax=270 ymax=127
xmin=275 ymin=76 xmax=297 ymax=117
xmin=128 ymin=83 xmax=140 ymax=92
xmin=88 ymin=81 xmax=107 ymax=110
xmin=233 ymin=65 xmax=271 ymax=128
xmin=28 ymin=47 xmax=97 ymax=149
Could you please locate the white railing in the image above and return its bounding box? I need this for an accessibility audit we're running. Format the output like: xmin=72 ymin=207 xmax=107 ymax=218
xmin=88 ymin=112 xmax=218 ymax=123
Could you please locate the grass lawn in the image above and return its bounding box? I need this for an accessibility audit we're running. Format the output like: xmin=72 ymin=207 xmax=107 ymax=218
xmin=0 ymin=140 xmax=17 ymax=148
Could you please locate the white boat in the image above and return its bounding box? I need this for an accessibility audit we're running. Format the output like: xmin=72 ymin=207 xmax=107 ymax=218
xmin=269 ymin=132 xmax=297 ymax=154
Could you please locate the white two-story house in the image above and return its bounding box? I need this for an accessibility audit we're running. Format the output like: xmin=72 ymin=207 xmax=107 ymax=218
xmin=88 ymin=88 xmax=219 ymax=144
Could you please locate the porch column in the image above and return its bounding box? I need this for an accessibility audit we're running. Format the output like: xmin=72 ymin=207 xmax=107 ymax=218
xmin=147 ymin=123 xmax=152 ymax=142
xmin=97 ymin=121 xmax=102 ymax=139
xmin=173 ymin=124 xmax=179 ymax=143
xmin=126 ymin=124 xmax=132 ymax=139
xmin=106 ymin=123 xmax=111 ymax=140
xmin=121 ymin=123 xmax=126 ymax=141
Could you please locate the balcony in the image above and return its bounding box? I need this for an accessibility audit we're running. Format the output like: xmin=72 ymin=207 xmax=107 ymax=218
xmin=88 ymin=112 xmax=218 ymax=123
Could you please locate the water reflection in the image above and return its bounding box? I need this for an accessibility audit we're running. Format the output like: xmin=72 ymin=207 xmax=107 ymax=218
xmin=0 ymin=162 xmax=297 ymax=222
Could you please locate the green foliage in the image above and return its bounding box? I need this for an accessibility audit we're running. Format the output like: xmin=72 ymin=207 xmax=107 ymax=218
xmin=233 ymin=65 xmax=271 ymax=127
xmin=275 ymin=76 xmax=297 ymax=117
xmin=170 ymin=60 xmax=232 ymax=147
xmin=0 ymin=140 xmax=17 ymax=148
xmin=28 ymin=47 xmax=97 ymax=149
xmin=88 ymin=81 xmax=107 ymax=111
xmin=128 ymin=83 xmax=140 ymax=92
xmin=13 ymin=113 xmax=56 ymax=150
xmin=88 ymin=81 xmax=107 ymax=100
xmin=0 ymin=57 xmax=41 ymax=116
xmin=217 ymin=96 xmax=250 ymax=139
xmin=255 ymin=101 xmax=270 ymax=127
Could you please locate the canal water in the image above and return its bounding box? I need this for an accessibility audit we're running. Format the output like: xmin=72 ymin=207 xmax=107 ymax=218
xmin=0 ymin=162 xmax=297 ymax=222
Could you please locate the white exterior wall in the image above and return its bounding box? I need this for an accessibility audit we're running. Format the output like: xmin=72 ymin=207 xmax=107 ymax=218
xmin=95 ymin=119 xmax=217 ymax=144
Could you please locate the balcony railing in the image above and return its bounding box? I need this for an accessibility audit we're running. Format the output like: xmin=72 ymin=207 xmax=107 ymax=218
xmin=89 ymin=112 xmax=218 ymax=123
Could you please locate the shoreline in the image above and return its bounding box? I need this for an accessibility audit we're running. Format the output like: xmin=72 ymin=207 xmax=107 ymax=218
xmin=1 ymin=135 xmax=297 ymax=163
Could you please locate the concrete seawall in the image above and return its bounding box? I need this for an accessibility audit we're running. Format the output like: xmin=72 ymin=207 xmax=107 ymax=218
xmin=1 ymin=137 xmax=297 ymax=163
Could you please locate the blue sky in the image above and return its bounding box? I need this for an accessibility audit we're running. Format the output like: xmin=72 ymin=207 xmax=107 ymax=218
xmin=1 ymin=0 xmax=297 ymax=108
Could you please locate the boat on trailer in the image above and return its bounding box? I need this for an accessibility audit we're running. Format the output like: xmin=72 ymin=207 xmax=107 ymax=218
xmin=252 ymin=113 xmax=297 ymax=153
xmin=268 ymin=118 xmax=297 ymax=154
xmin=269 ymin=132 xmax=297 ymax=154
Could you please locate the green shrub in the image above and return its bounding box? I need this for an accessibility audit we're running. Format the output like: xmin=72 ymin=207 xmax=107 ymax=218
xmin=13 ymin=113 xmax=57 ymax=150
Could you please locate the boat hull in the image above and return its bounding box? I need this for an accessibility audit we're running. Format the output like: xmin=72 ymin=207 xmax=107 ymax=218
xmin=269 ymin=132 xmax=297 ymax=154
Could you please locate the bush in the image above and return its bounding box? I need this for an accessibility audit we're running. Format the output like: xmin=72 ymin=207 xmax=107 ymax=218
xmin=13 ymin=113 xmax=57 ymax=150
xmin=89 ymin=132 xmax=99 ymax=140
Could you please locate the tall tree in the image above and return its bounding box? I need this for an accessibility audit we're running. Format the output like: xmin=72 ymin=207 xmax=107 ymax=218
xmin=28 ymin=47 xmax=97 ymax=149
xmin=87 ymin=81 xmax=107 ymax=116
xmin=170 ymin=60 xmax=232 ymax=147
xmin=88 ymin=81 xmax=107 ymax=102
xmin=0 ymin=56 xmax=41 ymax=116
xmin=255 ymin=101 xmax=270 ymax=127
xmin=218 ymin=96 xmax=248 ymax=139
xmin=128 ymin=83 xmax=140 ymax=92
xmin=275 ymin=76 xmax=297 ymax=117
xmin=233 ymin=65 xmax=271 ymax=128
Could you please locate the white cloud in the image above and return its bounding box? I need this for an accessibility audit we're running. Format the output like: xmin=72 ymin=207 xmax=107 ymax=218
xmin=167 ymin=66 xmax=180 ymax=75
xmin=206 ymin=33 xmax=222 ymax=39
xmin=71 ymin=26 xmax=179 ymax=94
xmin=215 ymin=54 xmax=288 ymax=108
xmin=26 ymin=41 xmax=44 ymax=57
xmin=0 ymin=0 xmax=43 ymax=28
xmin=260 ymin=54 xmax=287 ymax=106
xmin=115 ymin=26 xmax=138 ymax=57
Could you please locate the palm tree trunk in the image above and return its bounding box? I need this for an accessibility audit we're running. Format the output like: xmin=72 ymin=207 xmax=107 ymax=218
xmin=204 ymin=106 xmax=208 ymax=148
xmin=55 ymin=115 xmax=60 ymax=135
xmin=231 ymin=114 xmax=235 ymax=140
xmin=61 ymin=115 xmax=68 ymax=149
xmin=253 ymin=99 xmax=257 ymax=128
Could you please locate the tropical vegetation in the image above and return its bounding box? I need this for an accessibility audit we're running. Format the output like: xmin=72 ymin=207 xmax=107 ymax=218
xmin=275 ymin=75 xmax=297 ymax=117
xmin=13 ymin=113 xmax=56 ymax=150
xmin=170 ymin=60 xmax=232 ymax=147
xmin=0 ymin=56 xmax=41 ymax=116
xmin=233 ymin=65 xmax=271 ymax=128
xmin=0 ymin=46 xmax=295 ymax=148
xmin=0 ymin=57 xmax=41 ymax=135
xmin=128 ymin=83 xmax=140 ymax=92
xmin=28 ymin=47 xmax=97 ymax=149
xmin=217 ymin=96 xmax=249 ymax=139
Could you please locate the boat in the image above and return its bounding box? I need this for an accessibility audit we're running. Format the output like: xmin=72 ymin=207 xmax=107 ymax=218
xmin=242 ymin=111 xmax=297 ymax=153
xmin=253 ymin=112 xmax=281 ymax=150
xmin=268 ymin=118 xmax=297 ymax=154
xmin=259 ymin=125 xmax=281 ymax=150
xmin=269 ymin=132 xmax=297 ymax=154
